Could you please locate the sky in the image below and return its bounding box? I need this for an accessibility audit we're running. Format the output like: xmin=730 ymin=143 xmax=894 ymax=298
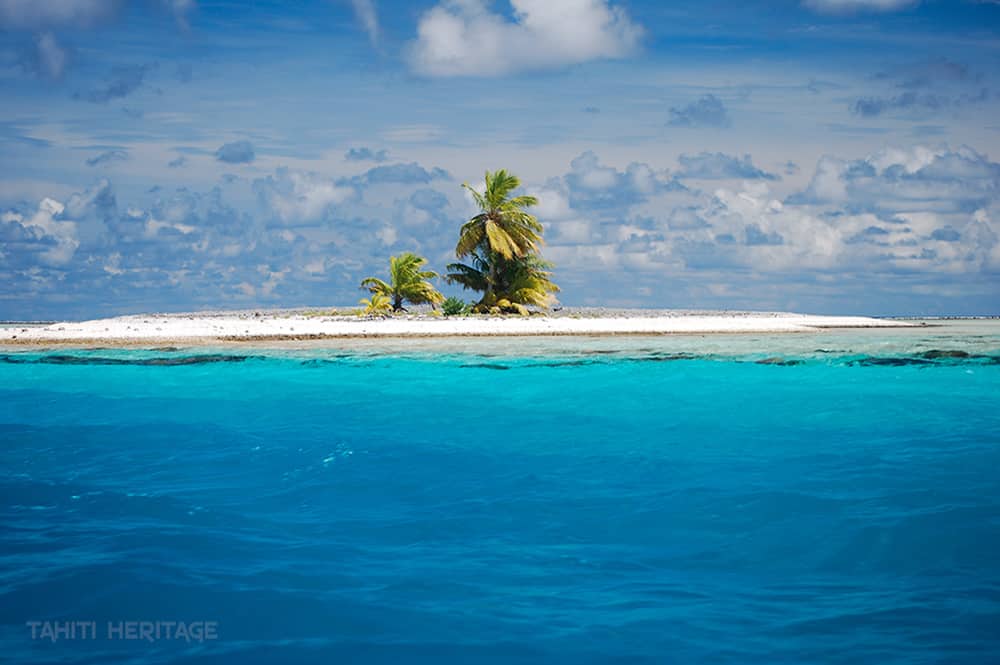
xmin=1 ymin=0 xmax=999 ymax=319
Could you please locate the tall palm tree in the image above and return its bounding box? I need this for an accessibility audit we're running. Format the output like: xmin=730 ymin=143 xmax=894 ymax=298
xmin=456 ymin=169 xmax=543 ymax=301
xmin=361 ymin=252 xmax=444 ymax=312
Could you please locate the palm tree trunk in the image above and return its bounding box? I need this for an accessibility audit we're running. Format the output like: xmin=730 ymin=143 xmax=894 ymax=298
xmin=486 ymin=259 xmax=497 ymax=304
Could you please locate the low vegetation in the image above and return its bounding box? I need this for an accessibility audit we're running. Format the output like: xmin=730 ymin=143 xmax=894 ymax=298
xmin=358 ymin=293 xmax=392 ymax=318
xmin=441 ymin=297 xmax=470 ymax=316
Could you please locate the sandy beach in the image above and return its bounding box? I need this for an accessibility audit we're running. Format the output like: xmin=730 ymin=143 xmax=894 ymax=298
xmin=0 ymin=309 xmax=915 ymax=347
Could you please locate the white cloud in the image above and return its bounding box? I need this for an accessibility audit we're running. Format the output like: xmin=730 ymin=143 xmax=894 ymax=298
xmin=2 ymin=197 xmax=79 ymax=266
xmin=533 ymin=188 xmax=574 ymax=220
xmin=409 ymin=0 xmax=642 ymax=77
xmin=796 ymin=145 xmax=1000 ymax=213
xmin=254 ymin=168 xmax=356 ymax=226
xmin=561 ymin=151 xmax=676 ymax=211
xmin=35 ymin=32 xmax=67 ymax=79
xmin=537 ymin=145 xmax=1000 ymax=289
xmin=145 ymin=217 xmax=196 ymax=237
xmin=349 ymin=0 xmax=379 ymax=45
xmin=802 ymin=0 xmax=918 ymax=13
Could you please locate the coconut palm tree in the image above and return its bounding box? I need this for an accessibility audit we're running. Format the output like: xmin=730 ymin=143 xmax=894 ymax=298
xmin=446 ymin=250 xmax=559 ymax=314
xmin=361 ymin=252 xmax=444 ymax=312
xmin=449 ymin=169 xmax=558 ymax=314
xmin=456 ymin=169 xmax=543 ymax=302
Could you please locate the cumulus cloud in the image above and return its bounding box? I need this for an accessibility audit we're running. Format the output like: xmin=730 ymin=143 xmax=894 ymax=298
xmin=215 ymin=140 xmax=255 ymax=164
xmin=802 ymin=0 xmax=918 ymax=13
xmin=0 ymin=197 xmax=79 ymax=266
xmin=388 ymin=187 xmax=456 ymax=236
xmin=793 ymin=145 xmax=1000 ymax=213
xmin=254 ymin=168 xmax=356 ymax=225
xmin=676 ymin=153 xmax=778 ymax=181
xmin=744 ymin=223 xmax=784 ymax=246
xmin=408 ymin=0 xmax=642 ymax=77
xmin=532 ymin=145 xmax=1000 ymax=312
xmin=562 ymin=150 xmax=680 ymax=211
xmin=345 ymin=147 xmax=388 ymax=162
xmin=5 ymin=146 xmax=1000 ymax=319
xmin=2 ymin=172 xmax=457 ymax=319
xmin=667 ymin=94 xmax=731 ymax=128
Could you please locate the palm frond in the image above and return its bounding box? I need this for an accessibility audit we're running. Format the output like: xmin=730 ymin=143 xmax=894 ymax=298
xmin=462 ymin=183 xmax=488 ymax=212
xmin=360 ymin=277 xmax=391 ymax=295
xmin=484 ymin=219 xmax=519 ymax=259
xmin=445 ymin=262 xmax=488 ymax=292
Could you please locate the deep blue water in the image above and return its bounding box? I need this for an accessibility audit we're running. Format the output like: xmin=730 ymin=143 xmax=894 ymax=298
xmin=2 ymin=340 xmax=1000 ymax=664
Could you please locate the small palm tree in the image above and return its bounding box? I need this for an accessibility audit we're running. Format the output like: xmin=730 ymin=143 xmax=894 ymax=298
xmin=359 ymin=292 xmax=393 ymax=318
xmin=361 ymin=252 xmax=444 ymax=312
xmin=457 ymin=169 xmax=543 ymax=301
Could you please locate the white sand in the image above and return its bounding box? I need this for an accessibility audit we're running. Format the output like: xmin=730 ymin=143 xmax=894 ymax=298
xmin=0 ymin=311 xmax=913 ymax=345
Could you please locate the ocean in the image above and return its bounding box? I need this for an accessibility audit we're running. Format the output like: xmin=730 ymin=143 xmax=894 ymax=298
xmin=2 ymin=322 xmax=999 ymax=664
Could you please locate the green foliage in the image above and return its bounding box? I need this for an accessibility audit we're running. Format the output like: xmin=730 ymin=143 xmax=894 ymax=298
xmin=448 ymin=171 xmax=559 ymax=315
xmin=361 ymin=252 xmax=445 ymax=312
xmin=456 ymin=169 xmax=542 ymax=261
xmin=448 ymin=253 xmax=559 ymax=312
xmin=441 ymin=297 xmax=469 ymax=316
xmin=358 ymin=293 xmax=392 ymax=318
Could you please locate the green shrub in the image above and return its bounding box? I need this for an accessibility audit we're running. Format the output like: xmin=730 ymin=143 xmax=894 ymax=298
xmin=442 ymin=297 xmax=469 ymax=316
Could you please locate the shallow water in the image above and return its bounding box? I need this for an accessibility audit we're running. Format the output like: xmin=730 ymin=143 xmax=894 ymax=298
xmin=2 ymin=323 xmax=999 ymax=664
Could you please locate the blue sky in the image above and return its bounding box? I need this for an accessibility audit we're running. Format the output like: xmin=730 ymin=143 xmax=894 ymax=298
xmin=1 ymin=0 xmax=999 ymax=319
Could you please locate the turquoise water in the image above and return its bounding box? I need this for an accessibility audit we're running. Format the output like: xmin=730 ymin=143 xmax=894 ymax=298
xmin=2 ymin=326 xmax=1000 ymax=664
